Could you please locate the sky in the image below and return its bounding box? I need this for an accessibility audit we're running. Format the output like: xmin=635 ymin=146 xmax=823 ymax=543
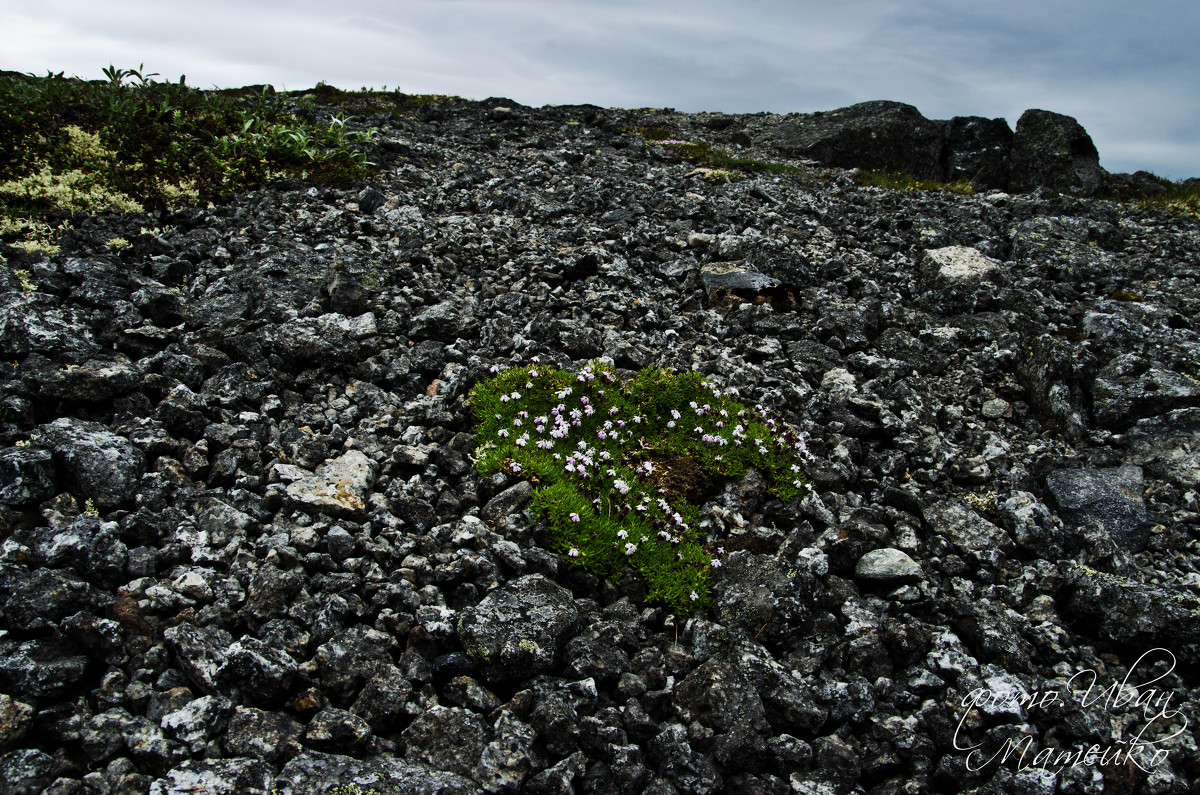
xmin=4 ymin=0 xmax=1198 ymax=180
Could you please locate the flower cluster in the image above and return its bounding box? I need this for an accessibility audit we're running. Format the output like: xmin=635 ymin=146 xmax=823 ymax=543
xmin=469 ymin=359 xmax=812 ymax=614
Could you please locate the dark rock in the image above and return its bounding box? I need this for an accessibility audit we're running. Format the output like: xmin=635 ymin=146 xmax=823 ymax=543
xmin=221 ymin=706 xmax=303 ymax=765
xmin=480 ymin=480 xmax=533 ymax=523
xmin=1065 ymin=565 xmax=1200 ymax=657
xmin=0 ymin=637 xmax=88 ymax=699
xmin=0 ymin=447 xmax=56 ymax=507
xmin=1008 ymin=109 xmax=1102 ymax=196
xmin=941 ymin=115 xmax=1013 ymax=189
xmin=32 ymin=418 xmax=145 ymax=508
xmin=458 ymin=574 xmax=580 ymax=681
xmin=0 ymin=748 xmax=66 ymax=794
xmin=774 ymin=100 xmax=946 ymax=179
xmin=400 ymin=705 xmax=488 ymax=780
xmin=1045 ymin=466 xmax=1150 ymax=552
xmin=1091 ymin=353 xmax=1200 ymax=430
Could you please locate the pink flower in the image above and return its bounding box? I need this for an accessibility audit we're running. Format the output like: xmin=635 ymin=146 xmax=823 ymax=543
xmin=569 ymin=512 xmax=580 ymax=522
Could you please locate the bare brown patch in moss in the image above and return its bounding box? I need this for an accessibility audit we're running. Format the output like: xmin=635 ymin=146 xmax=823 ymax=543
xmin=641 ymin=454 xmax=716 ymax=504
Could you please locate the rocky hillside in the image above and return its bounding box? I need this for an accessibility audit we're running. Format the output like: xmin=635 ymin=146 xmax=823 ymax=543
xmin=1 ymin=92 xmax=1199 ymax=794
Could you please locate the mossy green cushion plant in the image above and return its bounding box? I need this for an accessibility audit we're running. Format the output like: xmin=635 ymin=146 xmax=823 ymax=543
xmin=469 ymin=360 xmax=812 ymax=614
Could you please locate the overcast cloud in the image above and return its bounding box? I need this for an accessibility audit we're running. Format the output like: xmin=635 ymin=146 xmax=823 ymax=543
xmin=4 ymin=0 xmax=1197 ymax=179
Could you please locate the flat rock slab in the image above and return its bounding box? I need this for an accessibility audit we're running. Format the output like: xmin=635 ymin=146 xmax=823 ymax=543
xmin=700 ymin=262 xmax=782 ymax=294
xmin=855 ymin=548 xmax=923 ymax=584
xmin=923 ymin=499 xmax=1012 ymax=553
xmin=286 ymin=450 xmax=375 ymax=520
xmin=273 ymin=750 xmax=477 ymax=795
xmin=1045 ymin=465 xmax=1149 ymax=551
xmin=457 ymin=574 xmax=580 ymax=682
xmin=921 ymin=246 xmax=999 ymax=285
xmin=31 ymin=418 xmax=145 ymax=508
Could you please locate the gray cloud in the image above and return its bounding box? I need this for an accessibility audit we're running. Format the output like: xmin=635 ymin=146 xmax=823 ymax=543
xmin=3 ymin=0 xmax=1196 ymax=178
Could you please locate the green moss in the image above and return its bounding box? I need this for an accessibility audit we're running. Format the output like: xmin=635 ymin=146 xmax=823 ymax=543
xmin=468 ymin=361 xmax=812 ymax=614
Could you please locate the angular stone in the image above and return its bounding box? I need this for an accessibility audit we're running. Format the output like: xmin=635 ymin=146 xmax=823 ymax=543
xmin=1009 ymin=109 xmax=1102 ymax=196
xmin=458 ymin=574 xmax=580 ymax=681
xmin=400 ymin=706 xmax=488 ymax=780
xmin=150 ymin=758 xmax=274 ymax=795
xmin=286 ymin=450 xmax=374 ymax=519
xmin=942 ymin=115 xmax=1013 ymax=189
xmin=0 ymin=447 xmax=56 ymax=507
xmin=32 ymin=417 xmax=145 ymax=508
xmin=1045 ymin=465 xmax=1149 ymax=552
xmin=700 ymin=262 xmax=782 ymax=293
xmin=921 ymin=246 xmax=998 ymax=286
xmin=855 ymin=548 xmax=922 ymax=584
xmin=274 ymin=751 xmax=477 ymax=795
xmin=0 ymin=694 xmax=33 ymax=752
xmin=773 ymin=100 xmax=946 ymax=178
xmin=411 ymin=299 xmax=480 ymax=342
xmin=922 ymin=499 xmax=1012 ymax=553
xmin=38 ymin=357 xmax=141 ymax=402
xmin=481 ymin=480 xmax=533 ymax=523
xmin=1066 ymin=565 xmax=1200 ymax=658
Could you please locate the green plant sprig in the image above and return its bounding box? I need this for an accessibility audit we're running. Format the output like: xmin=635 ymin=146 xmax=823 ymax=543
xmin=468 ymin=360 xmax=812 ymax=614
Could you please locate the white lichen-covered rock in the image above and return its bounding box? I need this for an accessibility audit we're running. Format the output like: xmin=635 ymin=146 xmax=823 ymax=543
xmin=285 ymin=450 xmax=374 ymax=519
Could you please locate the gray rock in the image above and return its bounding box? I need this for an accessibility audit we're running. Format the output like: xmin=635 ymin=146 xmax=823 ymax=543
xmin=1091 ymin=354 xmax=1200 ymax=430
xmin=302 ymin=707 xmax=374 ymax=754
xmin=1045 ymin=465 xmax=1149 ymax=552
xmin=477 ymin=710 xmax=541 ymax=792
xmin=221 ymin=706 xmax=303 ymax=765
xmin=0 ymin=748 xmax=65 ymax=794
xmin=285 ymin=450 xmax=375 ymax=519
xmin=854 ymin=548 xmax=922 ymax=584
xmin=163 ymin=623 xmax=234 ymax=695
xmin=481 ymin=480 xmax=533 ymax=523
xmin=700 ymin=261 xmax=782 ymax=294
xmin=273 ymin=751 xmax=478 ymax=795
xmin=458 ymin=574 xmax=580 ymax=681
xmin=412 ymin=298 xmax=481 ymax=342
xmin=150 ymin=758 xmax=274 ymax=795
xmin=922 ymin=499 xmax=1012 ymax=553
xmin=0 ymin=293 xmax=99 ymax=360
xmin=1008 ymin=109 xmax=1102 ymax=196
xmin=38 ymin=356 xmax=141 ymax=402
xmin=0 ymin=446 xmax=56 ymax=507
xmin=1124 ymin=407 xmax=1200 ymax=488
xmin=0 ymin=637 xmax=88 ymax=699
xmin=32 ymin=417 xmax=145 ymax=508
xmin=401 ymin=705 xmax=489 ymax=780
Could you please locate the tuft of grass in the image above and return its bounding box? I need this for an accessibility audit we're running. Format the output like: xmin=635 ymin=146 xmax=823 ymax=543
xmin=0 ymin=65 xmax=378 ymax=252
xmin=631 ymin=127 xmax=808 ymax=179
xmin=468 ymin=360 xmax=812 ymax=614
xmin=853 ymin=168 xmax=976 ymax=195
xmin=1137 ymin=184 xmax=1200 ymax=223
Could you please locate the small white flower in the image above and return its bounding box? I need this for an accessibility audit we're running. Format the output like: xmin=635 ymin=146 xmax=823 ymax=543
xmin=568 ymin=547 xmax=579 ymax=557
xmin=689 ymin=591 xmax=698 ymax=601
xmin=624 ymin=542 xmax=637 ymax=555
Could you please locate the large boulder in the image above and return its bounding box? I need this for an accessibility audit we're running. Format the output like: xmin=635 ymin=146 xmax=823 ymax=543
xmin=1008 ymin=109 xmax=1102 ymax=196
xmin=941 ymin=115 xmax=1013 ymax=188
xmin=774 ymin=101 xmax=946 ymax=179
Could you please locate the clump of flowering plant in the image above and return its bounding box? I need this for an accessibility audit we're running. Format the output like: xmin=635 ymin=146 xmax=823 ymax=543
xmin=468 ymin=360 xmax=812 ymax=614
